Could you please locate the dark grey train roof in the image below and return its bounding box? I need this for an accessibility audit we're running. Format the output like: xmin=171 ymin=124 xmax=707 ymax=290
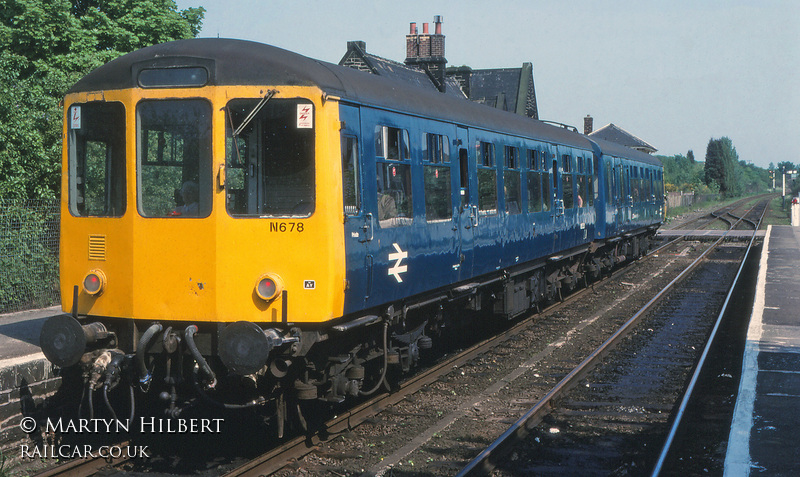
xmin=70 ymin=38 xmax=659 ymax=167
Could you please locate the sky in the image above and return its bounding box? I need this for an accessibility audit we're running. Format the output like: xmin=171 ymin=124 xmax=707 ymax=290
xmin=175 ymin=0 xmax=799 ymax=169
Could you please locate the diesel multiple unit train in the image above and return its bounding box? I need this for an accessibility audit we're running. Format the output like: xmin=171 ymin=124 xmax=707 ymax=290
xmin=40 ymin=38 xmax=664 ymax=428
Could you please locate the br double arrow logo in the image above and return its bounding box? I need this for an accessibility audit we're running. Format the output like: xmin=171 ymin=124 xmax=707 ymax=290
xmin=388 ymin=243 xmax=408 ymax=283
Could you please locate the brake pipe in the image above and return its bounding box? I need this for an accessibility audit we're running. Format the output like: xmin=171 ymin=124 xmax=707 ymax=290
xmin=184 ymin=325 xmax=217 ymax=388
xmin=136 ymin=323 xmax=163 ymax=386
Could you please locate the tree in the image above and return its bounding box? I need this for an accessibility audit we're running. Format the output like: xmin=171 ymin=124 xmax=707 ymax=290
xmin=704 ymin=137 xmax=739 ymax=198
xmin=687 ymin=150 xmax=695 ymax=163
xmin=776 ymin=161 xmax=797 ymax=173
xmin=0 ymin=0 xmax=204 ymax=200
xmin=658 ymin=153 xmax=708 ymax=192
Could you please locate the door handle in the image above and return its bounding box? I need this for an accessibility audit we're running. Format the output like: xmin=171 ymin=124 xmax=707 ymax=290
xmin=360 ymin=213 xmax=374 ymax=242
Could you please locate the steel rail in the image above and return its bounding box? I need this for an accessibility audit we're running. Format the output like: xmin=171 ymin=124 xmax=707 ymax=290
xmin=36 ymin=199 xmax=761 ymax=477
xmin=224 ymin=234 xmax=693 ymax=476
xmin=32 ymin=238 xmax=668 ymax=477
xmin=456 ymin=201 xmax=767 ymax=476
xmin=650 ymin=199 xmax=768 ymax=476
xmin=222 ymin=308 xmax=550 ymax=476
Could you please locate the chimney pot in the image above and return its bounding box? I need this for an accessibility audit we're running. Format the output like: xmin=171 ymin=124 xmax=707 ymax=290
xmin=434 ymin=15 xmax=443 ymax=34
xmin=584 ymin=115 xmax=594 ymax=135
xmin=423 ymin=23 xmax=429 ymax=34
xmin=410 ymin=22 xmax=416 ymax=35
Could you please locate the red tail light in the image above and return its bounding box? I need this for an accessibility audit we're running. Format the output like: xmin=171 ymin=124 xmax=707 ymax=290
xmin=255 ymin=274 xmax=282 ymax=301
xmin=83 ymin=270 xmax=106 ymax=296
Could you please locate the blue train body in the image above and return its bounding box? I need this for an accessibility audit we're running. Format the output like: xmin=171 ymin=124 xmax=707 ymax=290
xmin=337 ymin=90 xmax=663 ymax=317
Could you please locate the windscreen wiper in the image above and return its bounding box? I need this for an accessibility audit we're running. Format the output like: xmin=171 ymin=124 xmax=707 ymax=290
xmin=232 ymin=89 xmax=277 ymax=138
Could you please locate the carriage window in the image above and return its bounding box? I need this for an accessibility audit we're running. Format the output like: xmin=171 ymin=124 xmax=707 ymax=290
xmin=577 ymin=156 xmax=588 ymax=208
xmin=527 ymin=170 xmax=542 ymax=213
xmin=342 ymin=136 xmax=360 ymax=215
xmin=224 ymin=98 xmax=315 ymax=217
xmin=504 ymin=146 xmax=521 ymax=215
xmin=68 ymin=102 xmax=126 ymax=217
xmin=377 ymin=162 xmax=412 ymax=227
xmin=477 ymin=141 xmax=497 ymax=215
xmin=563 ymin=173 xmax=574 ymax=209
xmin=562 ymin=155 xmax=574 ymax=209
xmin=541 ymin=166 xmax=551 ymax=212
xmin=375 ymin=126 xmax=412 ymax=227
xmin=528 ymin=149 xmax=538 ymax=170
xmin=423 ymin=133 xmax=451 ymax=222
xmin=424 ymin=165 xmax=451 ymax=222
xmin=138 ymin=99 xmax=212 ymax=218
xmin=423 ymin=133 xmax=450 ymax=163
xmin=376 ymin=126 xmax=409 ymax=160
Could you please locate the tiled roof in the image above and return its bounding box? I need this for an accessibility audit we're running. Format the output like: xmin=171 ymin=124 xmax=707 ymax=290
xmin=470 ymin=68 xmax=522 ymax=111
xmin=339 ymin=45 xmax=466 ymax=99
xmin=589 ymin=123 xmax=657 ymax=153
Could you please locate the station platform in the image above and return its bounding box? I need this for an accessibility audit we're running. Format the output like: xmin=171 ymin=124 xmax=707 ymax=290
xmin=726 ymin=225 xmax=800 ymax=475
xmin=0 ymin=306 xmax=62 ymax=450
xmin=0 ymin=305 xmax=60 ymax=362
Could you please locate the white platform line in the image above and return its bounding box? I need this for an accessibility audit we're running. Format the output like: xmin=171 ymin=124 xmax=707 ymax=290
xmin=725 ymin=225 xmax=771 ymax=476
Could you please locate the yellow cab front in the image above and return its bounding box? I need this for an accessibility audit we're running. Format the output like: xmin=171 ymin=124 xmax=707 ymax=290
xmin=60 ymin=84 xmax=346 ymax=326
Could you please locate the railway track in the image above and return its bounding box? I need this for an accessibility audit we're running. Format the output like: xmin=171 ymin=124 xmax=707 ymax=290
xmin=32 ymin=236 xmax=695 ymax=476
xmin=32 ymin=199 xmax=768 ymax=477
xmin=458 ymin=198 xmax=769 ymax=476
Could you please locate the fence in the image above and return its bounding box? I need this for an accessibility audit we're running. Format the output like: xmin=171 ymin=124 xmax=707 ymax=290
xmin=666 ymin=191 xmax=717 ymax=210
xmin=0 ymin=200 xmax=60 ymax=314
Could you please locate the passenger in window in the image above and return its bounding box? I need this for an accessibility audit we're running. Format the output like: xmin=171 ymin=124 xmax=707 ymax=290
xmin=377 ymin=179 xmax=396 ymax=221
xmin=504 ymin=184 xmax=521 ymax=215
xmin=171 ymin=181 xmax=199 ymax=216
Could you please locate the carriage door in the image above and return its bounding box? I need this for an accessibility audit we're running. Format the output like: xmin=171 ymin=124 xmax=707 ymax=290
xmin=550 ymin=146 xmax=565 ymax=254
xmin=455 ymin=126 xmax=475 ymax=279
xmin=339 ymin=103 xmax=373 ymax=309
xmin=612 ymin=157 xmax=622 ymax=227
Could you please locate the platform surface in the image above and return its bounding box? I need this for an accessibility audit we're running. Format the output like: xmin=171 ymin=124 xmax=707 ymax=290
xmin=0 ymin=306 xmax=60 ymax=364
xmin=726 ymin=225 xmax=800 ymax=475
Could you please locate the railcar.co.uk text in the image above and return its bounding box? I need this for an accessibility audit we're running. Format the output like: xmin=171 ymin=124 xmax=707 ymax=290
xmin=18 ymin=416 xmax=225 ymax=459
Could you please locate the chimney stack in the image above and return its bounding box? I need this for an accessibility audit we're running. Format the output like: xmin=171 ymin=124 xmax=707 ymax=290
xmin=405 ymin=16 xmax=447 ymax=92
xmin=584 ymin=115 xmax=593 ymax=135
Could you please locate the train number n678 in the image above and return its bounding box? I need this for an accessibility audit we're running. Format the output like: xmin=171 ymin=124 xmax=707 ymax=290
xmin=269 ymin=222 xmax=305 ymax=233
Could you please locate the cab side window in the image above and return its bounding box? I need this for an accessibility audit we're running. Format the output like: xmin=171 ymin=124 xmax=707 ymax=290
xmin=342 ymin=135 xmax=360 ymax=215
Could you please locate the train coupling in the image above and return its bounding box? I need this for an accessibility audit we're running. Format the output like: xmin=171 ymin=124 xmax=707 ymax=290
xmin=218 ymin=321 xmax=299 ymax=376
xmin=85 ymin=349 xmax=128 ymax=391
xmin=39 ymin=314 xmax=115 ymax=368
